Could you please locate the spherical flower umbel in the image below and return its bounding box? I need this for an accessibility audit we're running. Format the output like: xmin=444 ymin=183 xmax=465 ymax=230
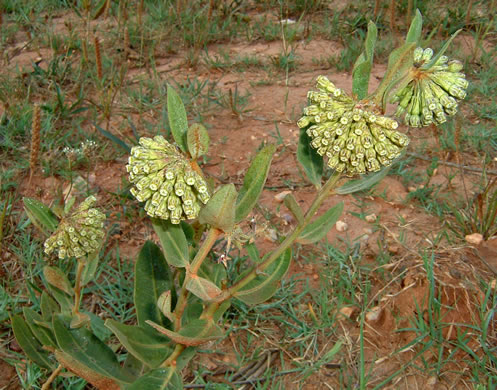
xmin=44 ymin=196 xmax=106 ymax=259
xmin=392 ymin=47 xmax=468 ymax=127
xmin=298 ymin=76 xmax=410 ymax=177
xmin=126 ymin=136 xmax=210 ymax=224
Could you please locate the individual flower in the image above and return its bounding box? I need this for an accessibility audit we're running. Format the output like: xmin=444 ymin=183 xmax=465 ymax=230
xmin=297 ymin=76 xmax=410 ymax=177
xmin=126 ymin=135 xmax=210 ymax=224
xmin=44 ymin=196 xmax=106 ymax=259
xmin=392 ymin=47 xmax=468 ymax=127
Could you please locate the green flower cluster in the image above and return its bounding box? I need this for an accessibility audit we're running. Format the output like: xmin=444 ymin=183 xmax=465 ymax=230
xmin=126 ymin=136 xmax=210 ymax=224
xmin=44 ymin=196 xmax=106 ymax=259
xmin=297 ymin=76 xmax=410 ymax=176
xmin=393 ymin=47 xmax=468 ymax=127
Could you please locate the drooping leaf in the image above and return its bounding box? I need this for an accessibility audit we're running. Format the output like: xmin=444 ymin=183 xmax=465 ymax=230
xmin=422 ymin=29 xmax=462 ymax=70
xmin=297 ymin=127 xmax=323 ymax=188
xmin=297 ymin=202 xmax=344 ymax=244
xmin=283 ymin=193 xmax=304 ymax=224
xmin=166 ymin=85 xmax=188 ymax=152
xmin=157 ymin=291 xmax=174 ymax=322
xmin=335 ymin=166 xmax=391 ymax=195
xmin=152 ymin=219 xmax=189 ymax=268
xmin=187 ymin=123 xmax=209 ymax=159
xmin=352 ymin=21 xmax=377 ymax=99
xmin=134 ymin=241 xmax=174 ymax=329
xmin=405 ymin=9 xmax=423 ymax=44
xmin=23 ymin=307 xmax=57 ymax=347
xmin=235 ymin=145 xmax=276 ymax=223
xmin=234 ymin=248 xmax=292 ymax=305
xmin=186 ymin=276 xmax=223 ymax=301
xmin=43 ymin=266 xmax=74 ymax=296
xmin=199 ymin=184 xmax=237 ymax=232
xmin=45 ymin=285 xmax=73 ymax=313
xmin=146 ymin=318 xmax=223 ymax=347
xmin=128 ymin=367 xmax=183 ymax=390
xmin=81 ymin=251 xmax=99 ymax=287
xmin=11 ymin=314 xmax=54 ymax=369
xmin=53 ymin=315 xmax=134 ymax=384
xmin=105 ymin=320 xmax=172 ymax=368
xmin=23 ymin=197 xmax=58 ymax=236
xmin=40 ymin=291 xmax=60 ymax=321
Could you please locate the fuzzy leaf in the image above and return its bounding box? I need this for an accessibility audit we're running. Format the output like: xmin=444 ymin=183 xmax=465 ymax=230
xmin=283 ymin=193 xmax=304 ymax=224
xmin=146 ymin=319 xmax=223 ymax=347
xmin=105 ymin=320 xmax=172 ymax=368
xmin=422 ymin=29 xmax=462 ymax=70
xmin=335 ymin=167 xmax=390 ymax=195
xmin=187 ymin=123 xmax=209 ymax=159
xmin=186 ymin=276 xmax=223 ymax=301
xmin=352 ymin=21 xmax=377 ymax=99
xmin=53 ymin=315 xmax=134 ymax=384
xmin=152 ymin=219 xmax=189 ymax=268
xmin=11 ymin=314 xmax=54 ymax=369
xmin=199 ymin=184 xmax=237 ymax=232
xmin=157 ymin=291 xmax=174 ymax=322
xmin=234 ymin=248 xmax=292 ymax=305
xmin=405 ymin=9 xmax=423 ymax=44
xmin=70 ymin=312 xmax=91 ymax=329
xmin=40 ymin=291 xmax=60 ymax=321
xmin=297 ymin=202 xmax=344 ymax=244
xmin=297 ymin=127 xmax=323 ymax=188
xmin=45 ymin=285 xmax=73 ymax=313
xmin=43 ymin=266 xmax=74 ymax=296
xmin=167 ymin=85 xmax=188 ymax=152
xmin=135 ymin=241 xmax=174 ymax=329
xmin=128 ymin=367 xmax=183 ymax=390
xmin=81 ymin=252 xmax=99 ymax=287
xmin=23 ymin=197 xmax=58 ymax=236
xmin=23 ymin=307 xmax=57 ymax=347
xmin=235 ymin=145 xmax=276 ymax=222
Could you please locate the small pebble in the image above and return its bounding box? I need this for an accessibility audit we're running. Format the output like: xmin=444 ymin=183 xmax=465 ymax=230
xmin=465 ymin=233 xmax=483 ymax=246
xmin=339 ymin=306 xmax=357 ymax=319
xmin=365 ymin=306 xmax=382 ymax=323
xmin=274 ymin=190 xmax=292 ymax=203
xmin=336 ymin=220 xmax=348 ymax=232
xmin=365 ymin=213 xmax=377 ymax=223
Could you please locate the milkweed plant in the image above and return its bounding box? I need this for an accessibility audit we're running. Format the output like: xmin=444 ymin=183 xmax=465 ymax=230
xmin=13 ymin=12 xmax=467 ymax=389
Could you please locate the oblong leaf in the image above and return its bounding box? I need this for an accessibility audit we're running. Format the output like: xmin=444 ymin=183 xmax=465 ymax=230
xmin=405 ymin=9 xmax=423 ymax=44
xmin=235 ymin=144 xmax=276 ymax=223
xmin=157 ymin=291 xmax=174 ymax=322
xmin=283 ymin=193 xmax=304 ymax=224
xmin=23 ymin=197 xmax=58 ymax=236
xmin=352 ymin=21 xmax=377 ymax=100
xmin=40 ymin=291 xmax=60 ymax=321
xmin=297 ymin=202 xmax=344 ymax=244
xmin=43 ymin=266 xmax=74 ymax=296
xmin=199 ymin=184 xmax=237 ymax=232
xmin=11 ymin=314 xmax=54 ymax=369
xmin=234 ymin=248 xmax=292 ymax=305
xmin=128 ymin=367 xmax=182 ymax=390
xmin=53 ymin=315 xmax=134 ymax=384
xmin=152 ymin=219 xmax=189 ymax=267
xmin=297 ymin=128 xmax=323 ymax=188
xmin=185 ymin=276 xmax=223 ymax=301
xmin=105 ymin=320 xmax=172 ymax=368
xmin=135 ymin=241 xmax=174 ymax=329
xmin=45 ymin=285 xmax=73 ymax=313
xmin=187 ymin=123 xmax=209 ymax=159
xmin=81 ymin=252 xmax=99 ymax=286
xmin=23 ymin=307 xmax=57 ymax=347
xmin=167 ymin=85 xmax=188 ymax=152
xmin=335 ymin=167 xmax=390 ymax=195
xmin=146 ymin=319 xmax=223 ymax=347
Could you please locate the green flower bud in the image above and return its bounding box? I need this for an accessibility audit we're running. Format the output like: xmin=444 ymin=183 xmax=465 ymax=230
xmin=127 ymin=136 xmax=210 ymax=224
xmin=44 ymin=196 xmax=106 ymax=259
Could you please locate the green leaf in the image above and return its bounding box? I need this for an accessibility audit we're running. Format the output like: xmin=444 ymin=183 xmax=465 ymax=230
xmin=176 ymin=347 xmax=196 ymax=371
xmin=199 ymin=184 xmax=237 ymax=232
xmin=187 ymin=123 xmax=209 ymax=159
xmin=352 ymin=21 xmax=377 ymax=100
xmin=152 ymin=219 xmax=189 ymax=268
xmin=146 ymin=319 xmax=223 ymax=347
xmin=43 ymin=266 xmax=74 ymax=296
xmin=235 ymin=145 xmax=276 ymax=223
xmin=297 ymin=202 xmax=344 ymax=244
xmin=297 ymin=127 xmax=323 ymax=188
xmin=123 ymin=353 xmax=145 ymax=380
xmin=88 ymin=312 xmax=112 ymax=342
xmin=128 ymin=367 xmax=182 ymax=390
xmin=283 ymin=193 xmax=304 ymax=224
xmin=405 ymin=9 xmax=423 ymax=44
xmin=246 ymin=243 xmax=261 ymax=263
xmin=135 ymin=241 xmax=174 ymax=329
xmin=157 ymin=291 xmax=174 ymax=322
xmin=11 ymin=314 xmax=54 ymax=369
xmin=185 ymin=276 xmax=223 ymax=301
xmin=53 ymin=315 xmax=134 ymax=384
xmin=94 ymin=122 xmax=131 ymax=153
xmin=105 ymin=320 xmax=172 ymax=368
xmin=81 ymin=252 xmax=99 ymax=286
xmin=23 ymin=197 xmax=58 ymax=236
xmin=167 ymin=85 xmax=188 ymax=152
xmin=45 ymin=285 xmax=73 ymax=313
xmin=234 ymin=248 xmax=292 ymax=305
xmin=23 ymin=308 xmax=57 ymax=347
xmin=335 ymin=167 xmax=390 ymax=195
xmin=70 ymin=312 xmax=90 ymax=329
xmin=422 ymin=29 xmax=462 ymax=70
xmin=40 ymin=291 xmax=60 ymax=321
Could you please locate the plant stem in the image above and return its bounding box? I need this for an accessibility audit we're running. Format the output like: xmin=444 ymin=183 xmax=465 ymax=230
xmin=162 ymin=343 xmax=185 ymax=367
xmin=73 ymin=260 xmax=86 ymax=315
xmin=41 ymin=364 xmax=63 ymax=390
xmin=173 ymin=227 xmax=222 ymax=330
